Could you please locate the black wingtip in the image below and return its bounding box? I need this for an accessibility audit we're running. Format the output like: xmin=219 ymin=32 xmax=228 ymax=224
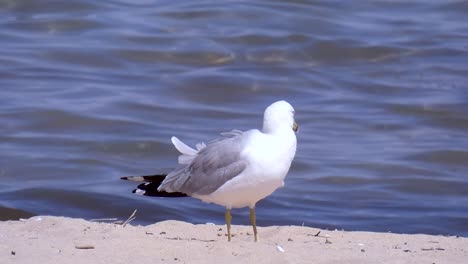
xmin=120 ymin=174 xmax=168 ymax=183
xmin=122 ymin=174 xmax=187 ymax=198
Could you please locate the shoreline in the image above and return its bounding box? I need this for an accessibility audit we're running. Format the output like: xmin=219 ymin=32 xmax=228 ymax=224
xmin=1 ymin=216 xmax=467 ymax=264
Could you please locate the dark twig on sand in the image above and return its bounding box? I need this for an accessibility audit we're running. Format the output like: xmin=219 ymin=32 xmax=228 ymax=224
xmin=75 ymin=245 xmax=95 ymax=249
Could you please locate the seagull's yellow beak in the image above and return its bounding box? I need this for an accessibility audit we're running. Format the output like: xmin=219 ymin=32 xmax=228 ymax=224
xmin=293 ymin=121 xmax=299 ymax=132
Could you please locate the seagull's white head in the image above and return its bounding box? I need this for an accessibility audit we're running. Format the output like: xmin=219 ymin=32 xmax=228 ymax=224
xmin=262 ymin=100 xmax=298 ymax=134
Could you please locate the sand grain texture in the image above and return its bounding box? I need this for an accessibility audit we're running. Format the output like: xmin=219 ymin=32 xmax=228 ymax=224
xmin=0 ymin=216 xmax=466 ymax=264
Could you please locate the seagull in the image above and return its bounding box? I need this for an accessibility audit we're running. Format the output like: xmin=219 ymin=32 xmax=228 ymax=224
xmin=121 ymin=100 xmax=298 ymax=241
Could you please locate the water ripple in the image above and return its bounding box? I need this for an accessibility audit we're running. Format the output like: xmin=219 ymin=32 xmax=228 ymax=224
xmin=1 ymin=0 xmax=467 ymax=236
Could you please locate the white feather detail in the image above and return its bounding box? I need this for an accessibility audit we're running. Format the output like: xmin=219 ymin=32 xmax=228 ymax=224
xmin=178 ymin=155 xmax=194 ymax=164
xmin=171 ymin=136 xmax=197 ymax=155
xmin=134 ymin=189 xmax=146 ymax=195
xmin=171 ymin=136 xmax=206 ymax=165
xmin=196 ymin=142 xmax=206 ymax=151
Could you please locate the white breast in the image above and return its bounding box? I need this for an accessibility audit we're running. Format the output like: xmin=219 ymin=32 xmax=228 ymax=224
xmin=193 ymin=129 xmax=297 ymax=209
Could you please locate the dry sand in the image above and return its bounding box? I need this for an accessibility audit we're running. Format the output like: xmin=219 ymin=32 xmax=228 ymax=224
xmin=0 ymin=216 xmax=466 ymax=264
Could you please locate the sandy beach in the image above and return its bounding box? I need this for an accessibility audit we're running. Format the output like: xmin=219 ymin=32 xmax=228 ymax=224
xmin=0 ymin=216 xmax=466 ymax=264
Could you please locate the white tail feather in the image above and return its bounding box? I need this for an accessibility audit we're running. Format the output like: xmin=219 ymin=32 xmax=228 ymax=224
xmin=171 ymin=136 xmax=197 ymax=155
xmin=171 ymin=136 xmax=207 ymax=165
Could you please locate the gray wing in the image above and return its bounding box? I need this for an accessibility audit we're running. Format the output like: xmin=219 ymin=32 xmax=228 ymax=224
xmin=158 ymin=131 xmax=249 ymax=195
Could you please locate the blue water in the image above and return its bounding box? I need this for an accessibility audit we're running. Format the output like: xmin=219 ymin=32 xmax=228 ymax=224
xmin=1 ymin=0 xmax=468 ymax=236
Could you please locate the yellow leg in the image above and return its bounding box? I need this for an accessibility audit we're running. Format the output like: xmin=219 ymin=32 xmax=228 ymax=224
xmin=250 ymin=207 xmax=258 ymax=242
xmin=225 ymin=208 xmax=232 ymax=242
